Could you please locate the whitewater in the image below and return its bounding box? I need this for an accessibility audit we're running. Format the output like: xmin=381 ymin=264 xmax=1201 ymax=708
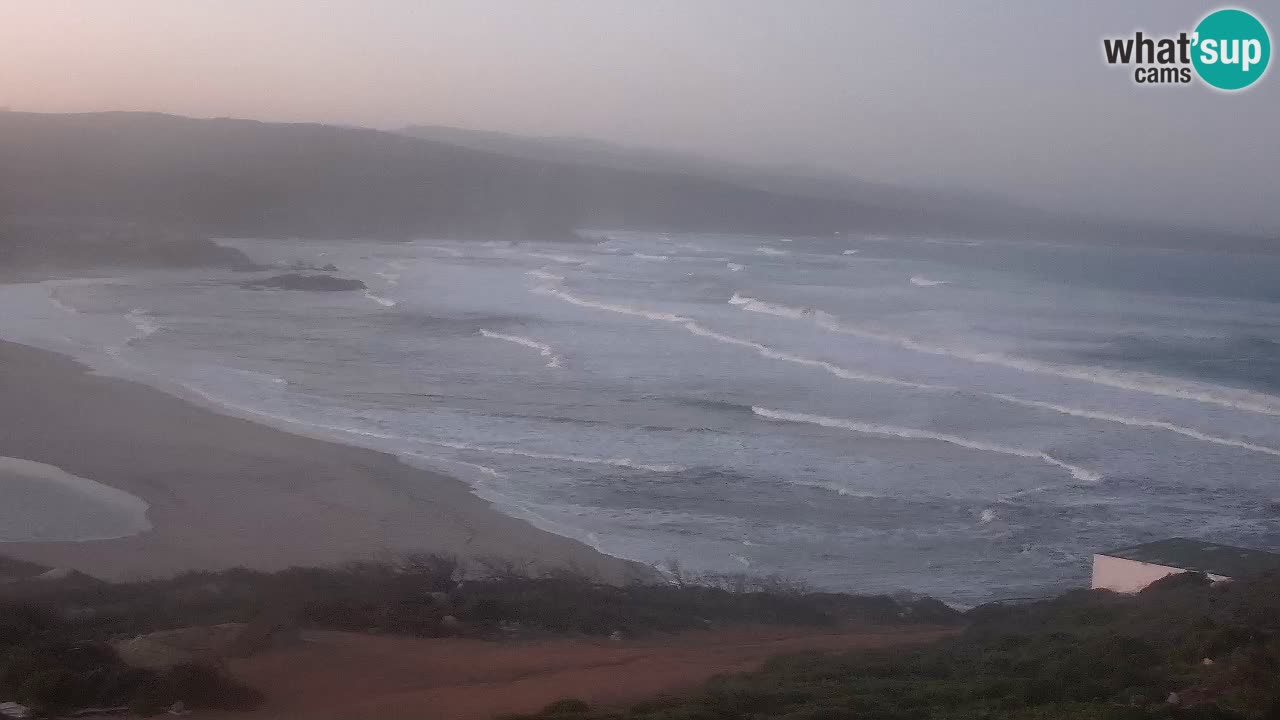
xmin=2 ymin=230 xmax=1278 ymax=604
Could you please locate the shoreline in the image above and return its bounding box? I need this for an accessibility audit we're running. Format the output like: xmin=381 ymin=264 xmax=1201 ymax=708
xmin=0 ymin=339 xmax=650 ymax=583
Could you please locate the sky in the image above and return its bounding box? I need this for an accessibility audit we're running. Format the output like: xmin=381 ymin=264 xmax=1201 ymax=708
xmin=1 ymin=1 xmax=1277 ymax=235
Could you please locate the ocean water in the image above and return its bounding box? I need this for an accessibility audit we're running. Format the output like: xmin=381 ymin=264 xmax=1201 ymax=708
xmin=3 ymin=232 xmax=1279 ymax=604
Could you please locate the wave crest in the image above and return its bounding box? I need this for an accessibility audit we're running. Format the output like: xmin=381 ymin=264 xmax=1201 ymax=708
xmin=479 ymin=329 xmax=563 ymax=368
xmin=752 ymin=406 xmax=1101 ymax=483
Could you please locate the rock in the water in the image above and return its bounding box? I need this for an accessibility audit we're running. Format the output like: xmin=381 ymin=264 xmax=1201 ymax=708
xmin=241 ymin=273 xmax=366 ymax=292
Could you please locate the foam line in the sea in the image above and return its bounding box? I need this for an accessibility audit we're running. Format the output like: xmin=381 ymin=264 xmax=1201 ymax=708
xmin=526 ymin=269 xmax=566 ymax=282
xmin=527 ymin=252 xmax=589 ymax=264
xmin=420 ymin=440 xmax=684 ymax=473
xmin=532 ymin=285 xmax=694 ymax=323
xmin=363 ymin=290 xmax=398 ymax=307
xmin=478 ymin=329 xmax=563 ymax=368
xmin=171 ymin=381 xmax=684 ymax=476
xmin=755 ymin=247 xmax=790 ymax=256
xmin=988 ymin=394 xmax=1280 ymax=458
xmin=46 ymin=290 xmax=79 ymax=314
xmin=909 ymin=275 xmax=949 ymax=287
xmin=682 ymin=323 xmax=938 ymax=390
xmin=728 ymin=293 xmax=1280 ymax=417
xmin=125 ymin=308 xmax=161 ymax=341
xmin=532 ymin=283 xmax=1280 ymax=458
xmin=752 ymin=406 xmax=1101 ymax=483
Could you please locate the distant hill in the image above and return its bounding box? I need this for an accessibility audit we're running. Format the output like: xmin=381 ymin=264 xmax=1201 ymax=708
xmin=400 ymin=124 xmax=1024 ymax=215
xmin=0 ymin=112 xmax=1270 ymax=254
xmin=403 ymin=124 xmax=1279 ymax=254
xmin=0 ymin=111 xmax=905 ymax=243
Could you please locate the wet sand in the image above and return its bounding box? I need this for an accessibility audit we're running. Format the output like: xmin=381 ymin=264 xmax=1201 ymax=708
xmin=0 ymin=340 xmax=647 ymax=582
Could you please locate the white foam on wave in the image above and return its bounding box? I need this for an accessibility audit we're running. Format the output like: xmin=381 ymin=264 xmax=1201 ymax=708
xmin=752 ymin=406 xmax=1101 ymax=483
xmin=109 ymin=309 xmax=163 ymax=360
xmin=478 ymin=329 xmax=563 ymax=369
xmin=778 ymin=238 xmax=793 ymax=243
xmin=528 ymin=252 xmax=589 ymax=264
xmin=526 ymin=269 xmax=566 ymax=282
xmin=46 ymin=291 xmax=79 ymax=314
xmin=910 ymin=276 xmax=949 ymax=287
xmin=632 ymin=253 xmax=670 ymax=261
xmin=728 ymin=293 xmax=1280 ymax=417
xmin=726 ymin=263 xmax=745 ymax=272
xmin=174 ymin=380 xmax=682 ymax=480
xmin=417 ymin=244 xmax=465 ymax=257
xmin=755 ymin=247 xmax=790 ymax=256
xmin=535 ymin=283 xmax=1280 ymax=459
xmin=218 ymin=367 xmax=288 ymax=387
xmin=363 ymin=290 xmax=398 ymax=307
xmin=532 ymin=285 xmax=693 ymax=323
xmin=988 ymin=394 xmax=1280 ymax=458
xmin=125 ymin=308 xmax=160 ymax=341
xmin=421 ymin=439 xmax=685 ymax=473
xmin=842 ymin=250 xmax=860 ymax=256
xmin=683 ymin=323 xmax=937 ymax=390
xmin=979 ymin=508 xmax=998 ymax=524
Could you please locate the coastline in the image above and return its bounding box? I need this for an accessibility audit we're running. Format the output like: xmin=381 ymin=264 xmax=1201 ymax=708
xmin=0 ymin=339 xmax=649 ymax=583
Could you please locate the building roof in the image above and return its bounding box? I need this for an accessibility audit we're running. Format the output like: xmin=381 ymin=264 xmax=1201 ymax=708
xmin=1100 ymin=538 xmax=1280 ymax=579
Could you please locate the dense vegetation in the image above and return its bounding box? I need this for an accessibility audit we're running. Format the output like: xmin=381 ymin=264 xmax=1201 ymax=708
xmin=0 ymin=602 xmax=261 ymax=716
xmin=0 ymin=555 xmax=954 ymax=716
xmin=507 ymin=571 xmax=1280 ymax=720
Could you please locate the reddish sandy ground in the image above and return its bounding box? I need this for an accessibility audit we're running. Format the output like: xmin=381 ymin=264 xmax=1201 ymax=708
xmin=194 ymin=625 xmax=954 ymax=720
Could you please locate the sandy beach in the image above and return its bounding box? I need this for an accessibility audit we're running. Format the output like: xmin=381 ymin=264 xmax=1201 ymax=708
xmin=0 ymin=339 xmax=646 ymax=582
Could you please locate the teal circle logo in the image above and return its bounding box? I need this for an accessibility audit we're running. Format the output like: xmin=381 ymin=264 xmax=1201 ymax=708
xmin=1193 ymin=8 xmax=1270 ymax=90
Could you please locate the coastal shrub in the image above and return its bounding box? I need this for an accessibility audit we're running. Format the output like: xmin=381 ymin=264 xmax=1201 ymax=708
xmin=503 ymin=571 xmax=1280 ymax=720
xmin=0 ymin=555 xmax=954 ymax=642
xmin=542 ymin=698 xmax=592 ymax=713
xmin=0 ymin=553 xmax=957 ymax=716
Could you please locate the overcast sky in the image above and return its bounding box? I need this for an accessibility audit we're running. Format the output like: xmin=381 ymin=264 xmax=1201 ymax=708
xmin=2 ymin=1 xmax=1276 ymax=234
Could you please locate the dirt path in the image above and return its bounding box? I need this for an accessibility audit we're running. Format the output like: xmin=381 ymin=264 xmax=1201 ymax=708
xmin=195 ymin=625 xmax=954 ymax=720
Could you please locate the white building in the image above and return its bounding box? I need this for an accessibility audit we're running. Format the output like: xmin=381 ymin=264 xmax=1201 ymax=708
xmin=1092 ymin=538 xmax=1280 ymax=593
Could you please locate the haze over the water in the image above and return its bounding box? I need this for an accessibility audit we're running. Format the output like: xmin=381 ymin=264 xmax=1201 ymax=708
xmin=2 ymin=1 xmax=1277 ymax=235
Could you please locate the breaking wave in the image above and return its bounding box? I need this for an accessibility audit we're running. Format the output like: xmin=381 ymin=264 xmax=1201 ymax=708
xmin=124 ymin=309 xmax=161 ymax=346
xmin=539 ymin=287 xmax=1280 ymax=459
xmin=728 ymin=293 xmax=1280 ymax=417
xmin=755 ymin=247 xmax=790 ymax=256
xmin=46 ymin=291 xmax=79 ymax=314
xmin=532 ymin=285 xmax=693 ymax=323
xmin=752 ymin=406 xmax=1101 ymax=483
xmin=478 ymin=329 xmax=563 ymax=368
xmin=363 ymin=291 xmax=398 ymax=307
xmin=527 ymin=252 xmax=589 ymax=264
xmin=420 ymin=440 xmax=684 ymax=473
xmin=726 ymin=263 xmax=745 ymax=272
xmin=526 ymin=269 xmax=566 ymax=282
xmin=909 ymin=275 xmax=949 ymax=287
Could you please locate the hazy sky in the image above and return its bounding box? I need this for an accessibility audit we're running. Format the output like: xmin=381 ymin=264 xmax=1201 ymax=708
xmin=2 ymin=1 xmax=1277 ymax=234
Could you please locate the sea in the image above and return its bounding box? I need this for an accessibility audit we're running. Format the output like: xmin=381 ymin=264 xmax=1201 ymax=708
xmin=3 ymin=231 xmax=1279 ymax=605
